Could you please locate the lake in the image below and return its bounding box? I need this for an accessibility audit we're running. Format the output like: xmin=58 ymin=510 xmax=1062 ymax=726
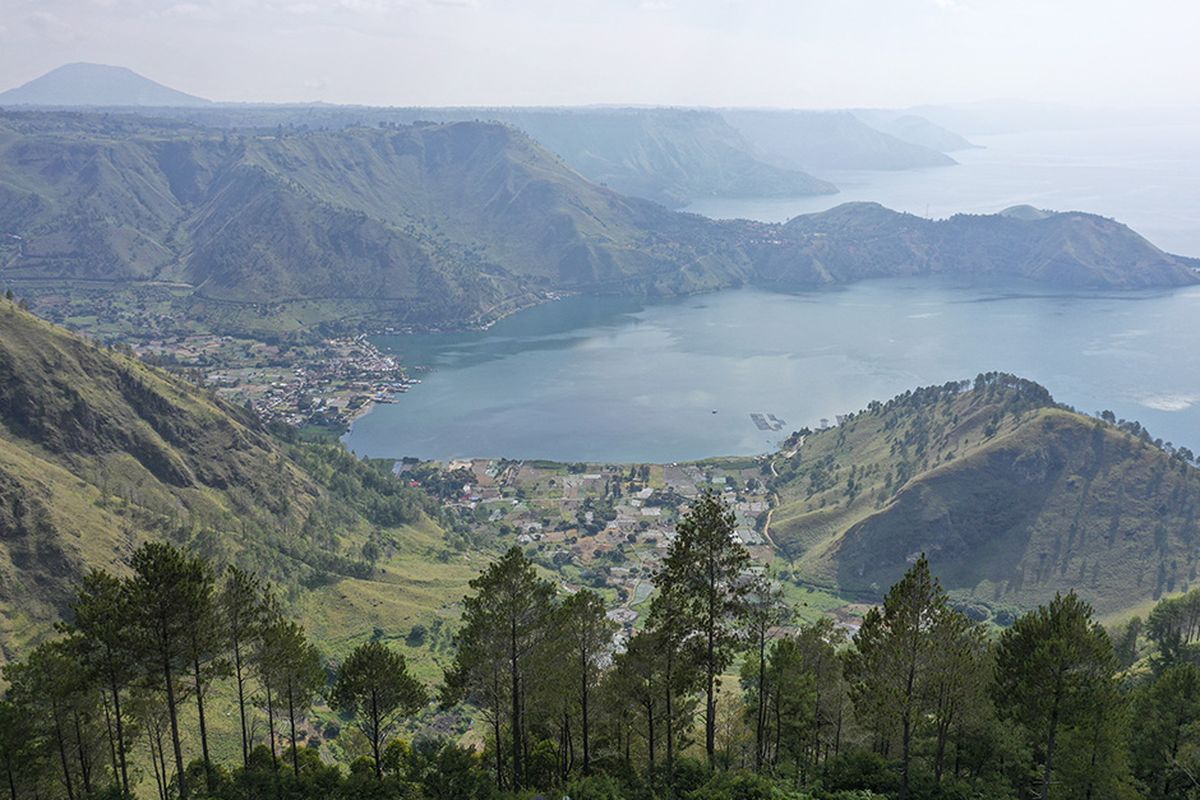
xmin=343 ymin=124 xmax=1200 ymax=463
xmin=343 ymin=280 xmax=1200 ymax=463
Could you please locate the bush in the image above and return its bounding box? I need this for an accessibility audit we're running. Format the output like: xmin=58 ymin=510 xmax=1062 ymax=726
xmin=564 ymin=774 xmax=628 ymax=800
xmin=820 ymin=751 xmax=898 ymax=794
xmin=687 ymin=770 xmax=811 ymax=800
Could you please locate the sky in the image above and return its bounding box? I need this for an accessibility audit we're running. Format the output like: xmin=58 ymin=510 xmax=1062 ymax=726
xmin=0 ymin=0 xmax=1197 ymax=109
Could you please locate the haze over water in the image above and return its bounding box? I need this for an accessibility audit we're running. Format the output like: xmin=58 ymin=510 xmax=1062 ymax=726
xmin=344 ymin=124 xmax=1200 ymax=463
xmin=691 ymin=125 xmax=1200 ymax=258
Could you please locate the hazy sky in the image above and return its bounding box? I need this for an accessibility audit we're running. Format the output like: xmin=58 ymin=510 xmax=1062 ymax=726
xmin=1 ymin=0 xmax=1196 ymax=108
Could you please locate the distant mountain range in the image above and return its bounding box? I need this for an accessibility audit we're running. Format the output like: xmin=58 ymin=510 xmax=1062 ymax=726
xmin=722 ymin=109 xmax=960 ymax=171
xmin=0 ymin=63 xmax=211 ymax=108
xmin=0 ymin=63 xmax=982 ymax=207
xmin=850 ymin=108 xmax=979 ymax=152
xmin=0 ymin=111 xmax=1194 ymax=335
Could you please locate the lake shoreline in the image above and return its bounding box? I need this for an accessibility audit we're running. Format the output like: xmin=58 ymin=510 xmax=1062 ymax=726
xmin=343 ymin=279 xmax=1200 ymax=463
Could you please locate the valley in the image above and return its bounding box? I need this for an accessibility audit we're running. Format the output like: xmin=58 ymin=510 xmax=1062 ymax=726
xmin=0 ymin=8 xmax=1196 ymax=793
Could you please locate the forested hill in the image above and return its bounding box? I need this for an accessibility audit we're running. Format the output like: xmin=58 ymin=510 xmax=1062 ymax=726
xmin=0 ymin=299 xmax=451 ymax=664
xmin=0 ymin=112 xmax=755 ymax=329
xmin=753 ymin=202 xmax=1200 ymax=289
xmin=770 ymin=373 xmax=1200 ymax=618
xmin=0 ymin=112 xmax=1196 ymax=335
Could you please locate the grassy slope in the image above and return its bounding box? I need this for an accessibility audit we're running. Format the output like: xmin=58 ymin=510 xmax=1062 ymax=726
xmin=68 ymin=105 xmax=838 ymax=208
xmin=0 ymin=300 xmax=484 ymax=671
xmin=753 ymin=202 xmax=1200 ymax=290
xmin=770 ymin=375 xmax=1200 ymax=618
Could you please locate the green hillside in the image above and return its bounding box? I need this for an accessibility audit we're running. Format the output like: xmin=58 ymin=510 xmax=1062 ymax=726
xmin=61 ymin=104 xmax=840 ymax=207
xmin=769 ymin=373 xmax=1200 ymax=618
xmin=0 ymin=112 xmax=1196 ymax=339
xmin=0 ymin=299 xmax=483 ymax=670
xmin=0 ymin=112 xmax=758 ymax=332
xmin=753 ymin=202 xmax=1200 ymax=289
xmin=4 ymin=297 xmax=1200 ymax=668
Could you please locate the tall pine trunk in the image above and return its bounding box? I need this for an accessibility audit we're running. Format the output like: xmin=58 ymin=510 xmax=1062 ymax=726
xmin=111 ymin=683 xmax=129 ymax=794
xmin=192 ymin=648 xmax=212 ymax=790
xmin=581 ymin=644 xmax=592 ymax=775
xmin=72 ymin=710 xmax=92 ymax=797
xmin=5 ymin=755 xmax=16 ymax=800
xmin=705 ymin=602 xmax=717 ymax=768
xmin=266 ymin=681 xmax=279 ymax=772
xmin=510 ymin=618 xmax=523 ymax=791
xmin=234 ymin=637 xmax=250 ymax=768
xmin=149 ymin=722 xmax=167 ymax=800
xmin=369 ymin=688 xmax=381 ymax=778
xmin=102 ymin=692 xmax=119 ymax=793
xmin=52 ymin=706 xmax=76 ymax=800
xmin=754 ymin=629 xmax=767 ymax=772
xmin=900 ymin=669 xmax=914 ymax=800
xmin=665 ymin=644 xmax=675 ymax=781
xmin=160 ymin=649 xmax=187 ymax=800
xmin=287 ymin=679 xmax=300 ymax=777
xmin=1041 ymin=678 xmax=1063 ymax=800
xmin=645 ymin=700 xmax=656 ymax=773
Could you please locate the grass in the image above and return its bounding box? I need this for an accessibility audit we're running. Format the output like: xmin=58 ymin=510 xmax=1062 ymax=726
xmin=768 ymin=377 xmax=1200 ymax=618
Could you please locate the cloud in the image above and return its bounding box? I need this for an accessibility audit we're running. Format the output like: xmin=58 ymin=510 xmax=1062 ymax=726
xmin=165 ymin=2 xmax=222 ymax=20
xmin=23 ymin=11 xmax=74 ymax=41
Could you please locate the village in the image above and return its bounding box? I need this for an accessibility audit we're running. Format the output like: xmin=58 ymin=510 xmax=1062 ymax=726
xmin=405 ymin=455 xmax=857 ymax=642
xmin=134 ymin=333 xmax=417 ymax=428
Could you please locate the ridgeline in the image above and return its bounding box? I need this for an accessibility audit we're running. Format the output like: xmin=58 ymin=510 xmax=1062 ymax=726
xmin=770 ymin=373 xmax=1200 ymax=618
xmin=0 ymin=112 xmax=1195 ymax=338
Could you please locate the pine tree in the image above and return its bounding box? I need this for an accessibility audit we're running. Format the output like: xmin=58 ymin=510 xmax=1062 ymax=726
xmin=994 ymin=592 xmax=1118 ymax=800
xmin=646 ymin=576 xmax=701 ymax=781
xmin=1129 ymin=663 xmax=1200 ymax=797
xmin=332 ymin=640 xmax=427 ymax=778
xmin=67 ymin=569 xmax=136 ymax=795
xmin=607 ymin=630 xmax=663 ymax=773
xmin=559 ymin=588 xmax=617 ymax=776
xmin=741 ymin=576 xmax=786 ymax=773
xmin=220 ymin=565 xmax=268 ymax=768
xmin=442 ymin=615 xmax=509 ymax=789
xmin=262 ymin=620 xmax=326 ymax=776
xmin=927 ymin=604 xmax=989 ymax=784
xmin=444 ymin=546 xmax=556 ymax=790
xmin=844 ymin=555 xmax=957 ymax=800
xmin=656 ymin=491 xmax=751 ymax=769
xmin=180 ymin=554 xmax=226 ymax=791
xmin=125 ymin=542 xmax=198 ymax=800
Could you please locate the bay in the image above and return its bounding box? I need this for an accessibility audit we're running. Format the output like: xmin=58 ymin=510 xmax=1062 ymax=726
xmin=343 ymin=280 xmax=1200 ymax=463
xmin=343 ymin=123 xmax=1200 ymax=463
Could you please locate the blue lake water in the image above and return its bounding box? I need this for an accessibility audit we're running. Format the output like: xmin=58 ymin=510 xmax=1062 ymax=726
xmin=343 ymin=124 xmax=1200 ymax=463
xmin=343 ymin=280 xmax=1200 ymax=462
